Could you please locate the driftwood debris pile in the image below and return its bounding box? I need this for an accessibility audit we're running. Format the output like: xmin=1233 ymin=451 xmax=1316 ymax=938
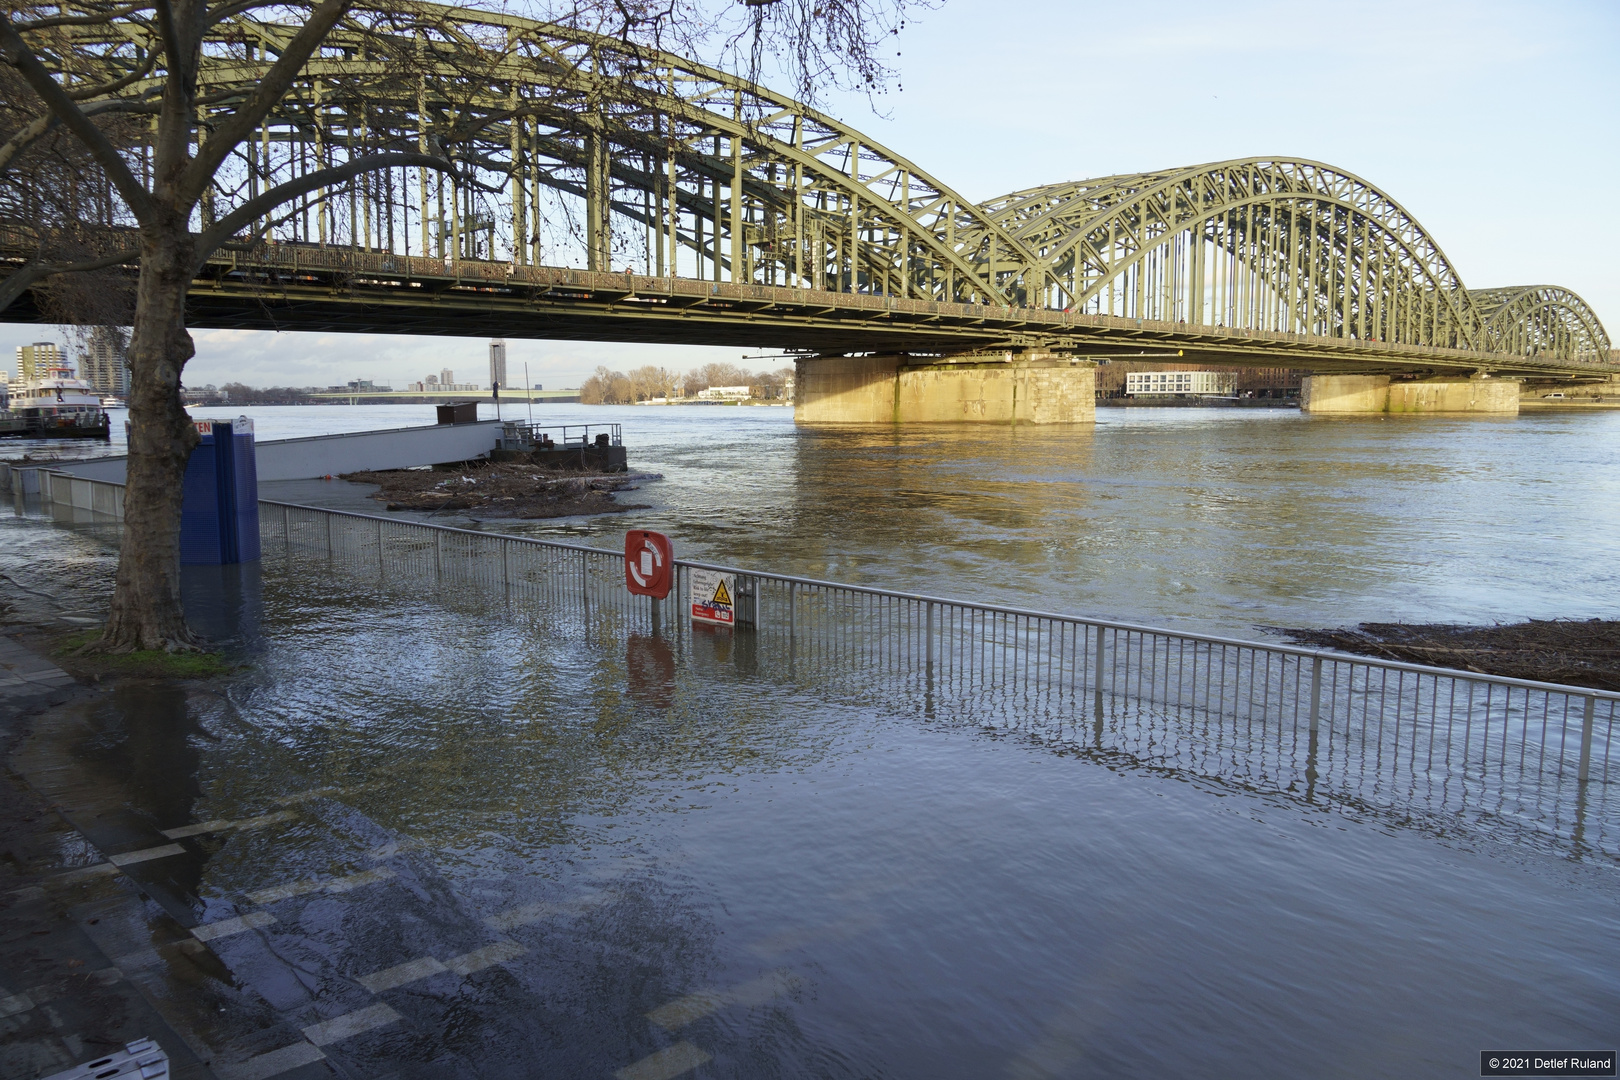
xmin=342 ymin=462 xmax=654 ymax=520
xmin=1278 ymin=619 xmax=1620 ymax=692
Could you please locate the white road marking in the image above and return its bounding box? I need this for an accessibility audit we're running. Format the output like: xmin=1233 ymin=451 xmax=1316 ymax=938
xmin=53 ymin=863 xmax=118 ymax=883
xmin=246 ymin=865 xmax=396 ymax=906
xmin=648 ymin=971 xmax=800 ymax=1031
xmin=358 ymin=955 xmax=448 ymax=994
xmin=0 ymin=992 xmax=35 ymax=1018
xmin=445 ymin=940 xmax=525 ymax=977
xmin=214 ymin=1041 xmax=326 ymax=1080
xmin=613 ymin=1041 xmax=712 ymax=1080
xmin=301 ymin=1003 xmax=402 ymax=1046
xmin=108 ymin=843 xmax=186 ymax=867
xmin=192 ymin=911 xmax=277 ymax=942
xmin=162 ymin=819 xmax=232 ymax=839
xmin=483 ymin=901 xmax=562 ymax=932
xmin=484 ymin=890 xmax=608 ymax=932
xmin=323 ymin=867 xmax=395 ymax=894
xmin=273 ymin=780 xmax=382 ymax=806
xmin=163 ymin=810 xmax=298 ymax=840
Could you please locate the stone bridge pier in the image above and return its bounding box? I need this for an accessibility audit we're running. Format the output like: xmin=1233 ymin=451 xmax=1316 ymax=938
xmin=1300 ymin=375 xmax=1520 ymax=414
xmin=794 ymin=352 xmax=1096 ymax=424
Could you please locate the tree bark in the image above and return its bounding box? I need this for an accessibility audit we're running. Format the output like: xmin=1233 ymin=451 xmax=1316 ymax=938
xmin=100 ymin=223 xmax=202 ymax=652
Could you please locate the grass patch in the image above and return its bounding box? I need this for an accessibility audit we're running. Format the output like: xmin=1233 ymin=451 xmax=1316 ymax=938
xmin=50 ymin=629 xmax=237 ymax=681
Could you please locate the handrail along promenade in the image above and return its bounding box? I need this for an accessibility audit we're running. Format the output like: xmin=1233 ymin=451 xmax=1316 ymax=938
xmin=23 ymin=467 xmax=1619 ymax=863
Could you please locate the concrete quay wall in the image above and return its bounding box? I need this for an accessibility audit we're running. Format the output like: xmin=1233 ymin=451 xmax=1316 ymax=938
xmin=796 ymin=354 xmax=1096 ymax=424
xmin=48 ymin=419 xmax=504 ymax=484
xmin=1301 ymin=375 xmax=1520 ymax=415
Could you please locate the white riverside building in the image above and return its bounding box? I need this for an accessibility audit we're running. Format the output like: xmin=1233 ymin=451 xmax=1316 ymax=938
xmin=696 ymin=384 xmax=753 ymax=400
xmin=1125 ymin=370 xmax=1238 ymax=397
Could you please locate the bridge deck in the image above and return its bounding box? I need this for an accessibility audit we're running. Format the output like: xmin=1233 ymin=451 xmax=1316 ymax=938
xmin=5 ymin=245 xmax=1615 ymax=379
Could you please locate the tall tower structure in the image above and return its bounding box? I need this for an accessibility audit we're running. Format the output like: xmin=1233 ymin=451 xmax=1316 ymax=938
xmin=489 ymin=339 xmax=507 ymax=391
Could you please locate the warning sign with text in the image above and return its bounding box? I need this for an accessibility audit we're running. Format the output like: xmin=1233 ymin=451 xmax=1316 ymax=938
xmin=689 ymin=568 xmax=735 ymax=626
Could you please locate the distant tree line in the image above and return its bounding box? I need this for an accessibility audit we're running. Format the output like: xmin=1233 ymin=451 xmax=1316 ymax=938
xmin=579 ymin=362 xmax=792 ymax=405
xmin=219 ymin=382 xmax=313 ymax=405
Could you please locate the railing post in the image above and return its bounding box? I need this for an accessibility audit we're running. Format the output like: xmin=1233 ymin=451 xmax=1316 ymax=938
xmin=788 ymin=581 xmax=796 ymax=646
xmin=1308 ymin=655 xmax=1324 ymax=733
xmin=1093 ymin=624 xmax=1105 ymax=692
xmin=925 ymin=601 xmax=934 ymax=676
xmin=434 ymin=530 xmax=442 ymax=577
xmin=325 ymin=512 xmax=333 ymax=560
xmin=1578 ymin=695 xmax=1597 ymax=784
xmin=282 ymin=503 xmax=290 ymax=547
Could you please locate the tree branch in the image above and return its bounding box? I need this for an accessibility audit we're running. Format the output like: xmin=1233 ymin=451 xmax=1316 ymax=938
xmin=194 ymin=149 xmax=455 ymax=264
xmin=181 ymin=0 xmax=354 ymax=203
xmin=12 ymin=2 xmax=154 ymax=32
xmin=67 ymin=44 xmax=162 ymax=99
xmin=0 ymin=96 xmax=159 ymax=176
xmin=0 ymin=12 xmax=154 ymax=221
xmin=0 ymin=248 xmax=138 ymax=315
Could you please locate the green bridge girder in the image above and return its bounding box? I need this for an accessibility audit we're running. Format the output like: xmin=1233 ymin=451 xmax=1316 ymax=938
xmin=8 ymin=1 xmax=1613 ymax=374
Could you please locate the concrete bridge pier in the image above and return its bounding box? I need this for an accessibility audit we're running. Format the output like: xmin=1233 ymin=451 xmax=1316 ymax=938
xmin=1300 ymin=374 xmax=1520 ymax=415
xmin=795 ymin=352 xmax=1096 ymax=424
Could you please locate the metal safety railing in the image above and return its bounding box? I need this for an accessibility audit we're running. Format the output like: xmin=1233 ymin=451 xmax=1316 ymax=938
xmin=17 ymin=472 xmax=1619 ymax=861
xmin=257 ymin=498 xmax=1619 ymax=862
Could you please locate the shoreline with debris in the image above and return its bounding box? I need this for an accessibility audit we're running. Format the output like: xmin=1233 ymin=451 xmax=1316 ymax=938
xmin=1276 ymin=620 xmax=1620 ymax=691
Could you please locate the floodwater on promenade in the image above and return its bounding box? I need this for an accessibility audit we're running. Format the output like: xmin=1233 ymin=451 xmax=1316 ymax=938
xmin=6 ymin=405 xmax=1620 ymax=1077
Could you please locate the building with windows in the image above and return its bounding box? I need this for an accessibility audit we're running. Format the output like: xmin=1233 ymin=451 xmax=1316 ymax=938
xmin=80 ymin=327 xmax=130 ymax=396
xmin=1125 ymin=371 xmax=1237 ymax=397
xmin=696 ymin=384 xmax=752 ymax=401
xmin=16 ymin=341 xmax=61 ymax=383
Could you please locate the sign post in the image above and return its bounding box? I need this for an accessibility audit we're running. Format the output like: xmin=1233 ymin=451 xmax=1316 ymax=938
xmin=625 ymin=530 xmax=674 ymax=630
xmin=689 ymin=567 xmax=735 ymax=627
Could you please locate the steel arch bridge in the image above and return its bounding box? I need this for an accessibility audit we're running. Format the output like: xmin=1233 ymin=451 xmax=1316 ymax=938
xmin=6 ymin=2 xmax=1614 ymax=375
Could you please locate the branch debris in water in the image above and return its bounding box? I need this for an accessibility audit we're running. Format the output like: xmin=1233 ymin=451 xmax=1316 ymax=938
xmin=342 ymin=462 xmax=658 ymax=520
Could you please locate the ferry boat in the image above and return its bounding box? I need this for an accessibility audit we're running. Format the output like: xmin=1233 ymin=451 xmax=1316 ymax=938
xmin=0 ymin=357 xmax=111 ymax=439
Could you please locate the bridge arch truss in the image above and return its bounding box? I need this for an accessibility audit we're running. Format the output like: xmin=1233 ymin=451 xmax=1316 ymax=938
xmin=25 ymin=6 xmax=1615 ymax=365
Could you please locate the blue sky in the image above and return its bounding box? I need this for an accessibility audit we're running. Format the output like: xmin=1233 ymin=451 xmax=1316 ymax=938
xmin=5 ymin=0 xmax=1615 ymax=388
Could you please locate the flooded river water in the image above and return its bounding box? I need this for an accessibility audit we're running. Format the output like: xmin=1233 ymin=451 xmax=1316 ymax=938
xmin=5 ymin=405 xmax=1619 ymax=1078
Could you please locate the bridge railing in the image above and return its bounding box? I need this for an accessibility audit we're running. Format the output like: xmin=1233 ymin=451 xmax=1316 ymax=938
xmin=19 ymin=475 xmax=1616 ymax=861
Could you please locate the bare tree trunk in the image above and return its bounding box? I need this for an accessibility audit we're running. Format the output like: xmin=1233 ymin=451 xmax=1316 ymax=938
xmin=100 ymin=226 xmax=202 ymax=652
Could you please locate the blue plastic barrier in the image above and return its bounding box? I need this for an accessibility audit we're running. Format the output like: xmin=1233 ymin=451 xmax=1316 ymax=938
xmin=180 ymin=417 xmax=260 ymax=565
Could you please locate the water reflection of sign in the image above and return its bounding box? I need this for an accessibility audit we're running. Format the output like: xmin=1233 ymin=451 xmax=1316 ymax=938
xmin=624 ymin=529 xmax=673 ymax=598
xmin=626 ymin=634 xmax=676 ymax=709
xmin=690 ymin=568 xmax=735 ymax=626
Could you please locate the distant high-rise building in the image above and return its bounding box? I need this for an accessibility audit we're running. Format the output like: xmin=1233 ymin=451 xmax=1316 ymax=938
xmin=16 ymin=342 xmax=60 ymax=382
xmin=80 ymin=327 xmax=130 ymax=396
xmin=440 ymin=368 xmax=454 ymax=387
xmin=425 ymin=374 xmax=439 ymax=386
xmin=489 ymin=339 xmax=507 ymax=391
